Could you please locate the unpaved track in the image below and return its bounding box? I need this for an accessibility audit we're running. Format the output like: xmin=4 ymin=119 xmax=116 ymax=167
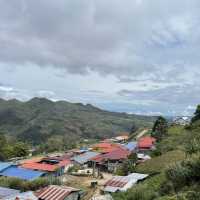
xmin=136 ymin=129 xmax=149 ymax=140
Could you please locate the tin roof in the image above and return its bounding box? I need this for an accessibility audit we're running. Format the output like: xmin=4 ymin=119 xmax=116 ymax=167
xmin=36 ymin=185 xmax=80 ymax=200
xmin=0 ymin=162 xmax=13 ymax=172
xmin=138 ymin=136 xmax=156 ymax=149
xmin=124 ymin=142 xmax=138 ymax=152
xmin=21 ymin=158 xmax=71 ymax=172
xmin=0 ymin=187 xmax=20 ymax=199
xmin=0 ymin=166 xmax=45 ymax=181
xmin=21 ymin=162 xmax=58 ymax=172
xmin=104 ymin=173 xmax=148 ymax=193
xmin=72 ymin=151 xmax=100 ymax=164
xmin=92 ymin=147 xmax=130 ymax=163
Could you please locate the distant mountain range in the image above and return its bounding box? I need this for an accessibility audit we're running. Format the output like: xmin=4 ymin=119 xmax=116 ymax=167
xmin=0 ymin=98 xmax=156 ymax=145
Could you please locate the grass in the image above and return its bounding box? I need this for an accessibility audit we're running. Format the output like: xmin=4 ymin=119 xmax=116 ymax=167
xmin=136 ymin=150 xmax=185 ymax=174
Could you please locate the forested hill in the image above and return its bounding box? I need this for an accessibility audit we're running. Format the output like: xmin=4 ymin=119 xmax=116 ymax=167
xmin=0 ymin=98 xmax=156 ymax=145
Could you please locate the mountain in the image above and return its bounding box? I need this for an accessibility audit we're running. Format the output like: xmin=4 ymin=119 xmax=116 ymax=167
xmin=0 ymin=97 xmax=156 ymax=145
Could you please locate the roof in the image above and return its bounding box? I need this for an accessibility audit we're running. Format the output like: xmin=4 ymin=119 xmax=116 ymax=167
xmin=36 ymin=185 xmax=80 ymax=200
xmin=0 ymin=162 xmax=13 ymax=172
xmin=92 ymin=147 xmax=130 ymax=163
xmin=93 ymin=143 xmax=122 ymax=153
xmin=21 ymin=162 xmax=58 ymax=172
xmin=0 ymin=187 xmax=20 ymax=199
xmin=138 ymin=136 xmax=156 ymax=149
xmin=5 ymin=191 xmax=38 ymax=200
xmin=124 ymin=142 xmax=138 ymax=152
xmin=115 ymin=135 xmax=129 ymax=141
xmin=73 ymin=151 xmax=100 ymax=164
xmin=104 ymin=173 xmax=148 ymax=193
xmin=0 ymin=166 xmax=45 ymax=181
xmin=21 ymin=158 xmax=71 ymax=172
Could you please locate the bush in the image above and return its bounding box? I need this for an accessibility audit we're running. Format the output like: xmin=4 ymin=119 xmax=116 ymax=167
xmin=0 ymin=176 xmax=61 ymax=192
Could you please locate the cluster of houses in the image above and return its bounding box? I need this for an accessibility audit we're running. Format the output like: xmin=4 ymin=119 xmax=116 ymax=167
xmin=0 ymin=134 xmax=156 ymax=199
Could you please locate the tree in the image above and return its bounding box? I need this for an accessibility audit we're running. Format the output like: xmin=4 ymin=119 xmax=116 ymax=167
xmin=191 ymin=105 xmax=200 ymax=123
xmin=13 ymin=142 xmax=29 ymax=157
xmin=116 ymin=153 xmax=138 ymax=176
xmin=152 ymin=116 xmax=168 ymax=141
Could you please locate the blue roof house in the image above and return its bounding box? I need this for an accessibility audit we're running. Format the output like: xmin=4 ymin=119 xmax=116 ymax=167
xmin=0 ymin=166 xmax=45 ymax=181
xmin=0 ymin=162 xmax=13 ymax=172
xmin=72 ymin=151 xmax=100 ymax=165
xmin=124 ymin=141 xmax=138 ymax=152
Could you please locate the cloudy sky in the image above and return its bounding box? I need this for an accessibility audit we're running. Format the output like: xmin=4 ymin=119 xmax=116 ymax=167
xmin=0 ymin=0 xmax=200 ymax=116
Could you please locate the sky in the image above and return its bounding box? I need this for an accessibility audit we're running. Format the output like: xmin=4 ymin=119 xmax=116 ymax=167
xmin=0 ymin=0 xmax=200 ymax=116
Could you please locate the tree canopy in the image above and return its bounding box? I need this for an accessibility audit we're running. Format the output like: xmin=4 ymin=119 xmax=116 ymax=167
xmin=151 ymin=116 xmax=168 ymax=141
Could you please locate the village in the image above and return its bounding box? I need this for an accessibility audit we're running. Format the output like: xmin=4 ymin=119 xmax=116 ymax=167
xmin=0 ymin=128 xmax=158 ymax=200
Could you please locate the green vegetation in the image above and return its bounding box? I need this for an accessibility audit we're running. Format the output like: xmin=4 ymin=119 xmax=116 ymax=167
xmin=0 ymin=176 xmax=61 ymax=192
xmin=151 ymin=116 xmax=168 ymax=141
xmin=116 ymin=153 xmax=138 ymax=176
xmin=0 ymin=98 xmax=155 ymax=152
xmin=113 ymin=105 xmax=200 ymax=200
xmin=136 ymin=150 xmax=185 ymax=174
xmin=0 ymin=134 xmax=28 ymax=161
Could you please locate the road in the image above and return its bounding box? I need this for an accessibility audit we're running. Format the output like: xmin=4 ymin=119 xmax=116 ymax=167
xmin=136 ymin=129 xmax=149 ymax=140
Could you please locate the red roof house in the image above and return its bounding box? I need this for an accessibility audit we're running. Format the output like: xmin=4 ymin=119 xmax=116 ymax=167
xmin=92 ymin=146 xmax=130 ymax=163
xmin=21 ymin=157 xmax=72 ymax=174
xmin=92 ymin=143 xmax=122 ymax=153
xmin=36 ymin=185 xmax=81 ymax=200
xmin=138 ymin=136 xmax=156 ymax=150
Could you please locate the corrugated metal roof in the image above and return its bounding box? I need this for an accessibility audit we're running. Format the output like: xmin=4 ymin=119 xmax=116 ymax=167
xmin=21 ymin=162 xmax=58 ymax=172
xmin=0 ymin=166 xmax=45 ymax=180
xmin=124 ymin=142 xmax=138 ymax=152
xmin=73 ymin=151 xmax=100 ymax=164
xmin=104 ymin=173 xmax=148 ymax=192
xmin=138 ymin=137 xmax=156 ymax=149
xmin=21 ymin=157 xmax=70 ymax=172
xmin=37 ymin=185 xmax=80 ymax=200
xmin=92 ymin=147 xmax=130 ymax=162
xmin=0 ymin=162 xmax=13 ymax=172
xmin=0 ymin=187 xmax=20 ymax=198
xmin=105 ymin=176 xmax=129 ymax=188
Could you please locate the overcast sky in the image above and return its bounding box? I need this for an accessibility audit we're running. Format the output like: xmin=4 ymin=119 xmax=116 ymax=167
xmin=0 ymin=0 xmax=200 ymax=116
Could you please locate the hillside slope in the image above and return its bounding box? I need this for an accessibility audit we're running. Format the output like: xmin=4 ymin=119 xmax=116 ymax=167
xmin=0 ymin=98 xmax=155 ymax=145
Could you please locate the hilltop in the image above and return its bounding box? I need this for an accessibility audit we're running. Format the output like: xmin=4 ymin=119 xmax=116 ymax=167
xmin=0 ymin=98 xmax=156 ymax=145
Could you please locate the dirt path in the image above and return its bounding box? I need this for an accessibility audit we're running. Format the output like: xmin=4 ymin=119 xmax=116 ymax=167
xmin=136 ymin=129 xmax=149 ymax=140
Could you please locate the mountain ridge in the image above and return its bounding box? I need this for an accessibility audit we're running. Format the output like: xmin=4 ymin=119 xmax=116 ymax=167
xmin=0 ymin=97 xmax=156 ymax=145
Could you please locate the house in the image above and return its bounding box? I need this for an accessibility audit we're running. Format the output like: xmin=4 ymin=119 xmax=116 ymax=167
xmin=4 ymin=191 xmax=38 ymax=200
xmin=91 ymin=147 xmax=130 ymax=172
xmin=92 ymin=143 xmax=122 ymax=153
xmin=115 ymin=134 xmax=129 ymax=143
xmin=72 ymin=151 xmax=100 ymax=165
xmin=0 ymin=162 xmax=13 ymax=172
xmin=103 ymin=173 xmax=148 ymax=193
xmin=0 ymin=165 xmax=45 ymax=181
xmin=138 ymin=136 xmax=156 ymax=151
xmin=36 ymin=185 xmax=82 ymax=200
xmin=124 ymin=141 xmax=138 ymax=152
xmin=0 ymin=186 xmax=20 ymax=199
xmin=137 ymin=153 xmax=151 ymax=163
xmin=172 ymin=116 xmax=191 ymax=126
xmin=21 ymin=156 xmax=72 ymax=176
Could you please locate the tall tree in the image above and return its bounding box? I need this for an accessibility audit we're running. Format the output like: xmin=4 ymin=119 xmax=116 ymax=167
xmin=152 ymin=116 xmax=168 ymax=141
xmin=191 ymin=105 xmax=200 ymax=123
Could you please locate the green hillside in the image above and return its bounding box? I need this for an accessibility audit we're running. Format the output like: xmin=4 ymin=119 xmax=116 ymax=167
xmin=0 ymin=98 xmax=155 ymax=145
xmin=113 ymin=105 xmax=200 ymax=200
